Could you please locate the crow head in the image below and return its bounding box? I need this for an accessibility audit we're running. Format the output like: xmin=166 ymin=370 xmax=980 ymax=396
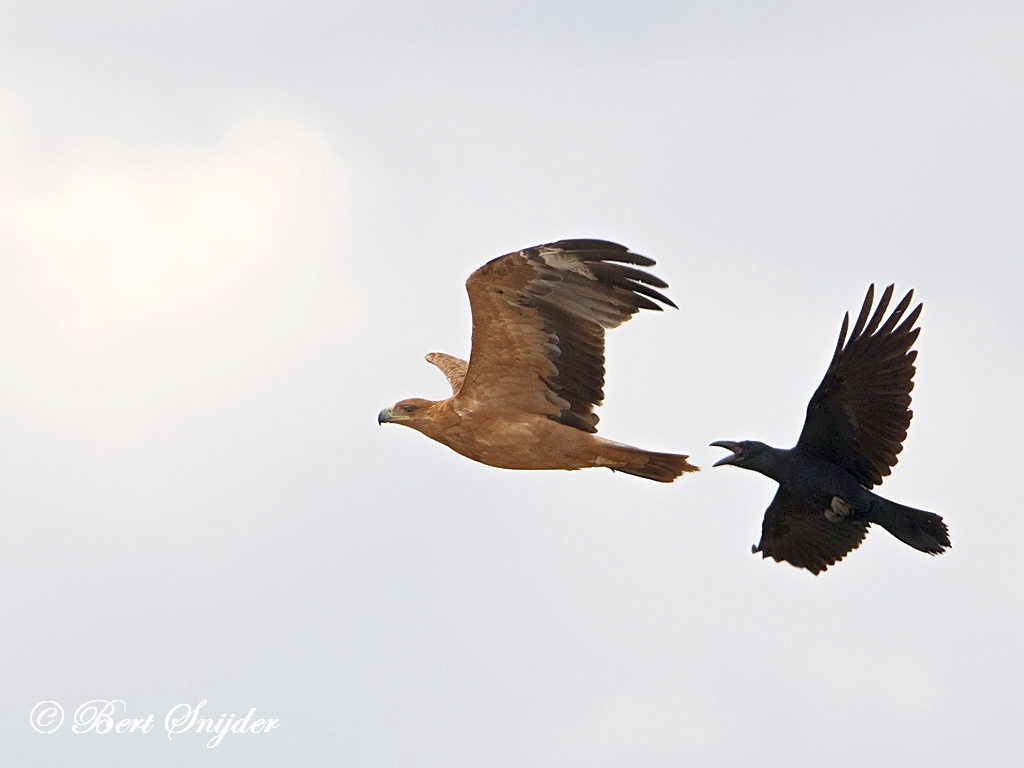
xmin=710 ymin=440 xmax=778 ymax=475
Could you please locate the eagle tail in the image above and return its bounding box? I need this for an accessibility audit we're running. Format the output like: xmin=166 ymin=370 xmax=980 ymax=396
xmin=868 ymin=497 xmax=951 ymax=554
xmin=596 ymin=440 xmax=699 ymax=483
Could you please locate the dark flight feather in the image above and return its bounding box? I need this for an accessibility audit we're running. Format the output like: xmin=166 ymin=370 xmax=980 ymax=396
xmin=462 ymin=239 xmax=675 ymax=433
xmin=796 ymin=284 xmax=922 ymax=488
xmin=754 ymin=488 xmax=869 ymax=575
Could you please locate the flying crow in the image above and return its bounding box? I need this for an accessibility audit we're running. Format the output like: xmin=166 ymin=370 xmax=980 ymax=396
xmin=712 ymin=285 xmax=950 ymax=574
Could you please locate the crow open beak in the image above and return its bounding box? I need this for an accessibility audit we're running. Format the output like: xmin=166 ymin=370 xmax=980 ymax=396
xmin=710 ymin=440 xmax=742 ymax=467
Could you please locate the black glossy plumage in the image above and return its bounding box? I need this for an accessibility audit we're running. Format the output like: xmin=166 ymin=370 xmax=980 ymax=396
xmin=797 ymin=284 xmax=920 ymax=488
xmin=712 ymin=285 xmax=951 ymax=574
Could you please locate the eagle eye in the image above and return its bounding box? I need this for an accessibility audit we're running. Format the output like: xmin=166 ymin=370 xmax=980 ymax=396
xmin=402 ymin=405 xmax=416 ymax=414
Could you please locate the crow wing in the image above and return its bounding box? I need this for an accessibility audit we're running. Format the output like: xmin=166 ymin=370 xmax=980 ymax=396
xmin=754 ymin=487 xmax=869 ymax=575
xmin=796 ymin=284 xmax=922 ymax=488
xmin=457 ymin=239 xmax=675 ymax=432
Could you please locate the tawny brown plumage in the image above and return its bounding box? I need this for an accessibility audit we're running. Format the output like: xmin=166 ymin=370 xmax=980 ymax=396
xmin=378 ymin=239 xmax=697 ymax=482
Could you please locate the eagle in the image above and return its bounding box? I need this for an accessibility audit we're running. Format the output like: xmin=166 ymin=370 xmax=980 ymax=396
xmin=378 ymin=239 xmax=698 ymax=482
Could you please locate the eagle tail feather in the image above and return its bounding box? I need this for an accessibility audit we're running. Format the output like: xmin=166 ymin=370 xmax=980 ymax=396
xmin=597 ymin=441 xmax=699 ymax=483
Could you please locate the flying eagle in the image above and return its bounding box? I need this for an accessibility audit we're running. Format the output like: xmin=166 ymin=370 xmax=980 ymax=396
xmin=378 ymin=239 xmax=698 ymax=482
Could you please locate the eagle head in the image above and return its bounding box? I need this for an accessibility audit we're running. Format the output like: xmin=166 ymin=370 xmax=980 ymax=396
xmin=378 ymin=398 xmax=436 ymax=427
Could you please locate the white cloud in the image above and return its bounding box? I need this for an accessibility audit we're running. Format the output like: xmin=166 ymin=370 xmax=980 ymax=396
xmin=0 ymin=102 xmax=356 ymax=438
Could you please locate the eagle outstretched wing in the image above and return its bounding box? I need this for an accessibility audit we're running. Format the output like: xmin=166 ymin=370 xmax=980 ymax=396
xmin=754 ymin=487 xmax=869 ymax=574
xmin=425 ymin=352 xmax=468 ymax=394
xmin=796 ymin=284 xmax=922 ymax=488
xmin=457 ymin=239 xmax=675 ymax=432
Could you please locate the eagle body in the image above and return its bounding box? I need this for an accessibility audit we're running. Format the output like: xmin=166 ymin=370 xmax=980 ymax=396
xmin=379 ymin=239 xmax=697 ymax=483
xmin=396 ymin=399 xmax=683 ymax=478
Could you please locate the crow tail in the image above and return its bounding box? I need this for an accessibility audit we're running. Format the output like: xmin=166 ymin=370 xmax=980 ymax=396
xmin=868 ymin=497 xmax=951 ymax=555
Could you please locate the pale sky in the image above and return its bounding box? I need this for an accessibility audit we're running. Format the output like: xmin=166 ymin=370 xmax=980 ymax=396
xmin=2 ymin=2 xmax=1023 ymax=765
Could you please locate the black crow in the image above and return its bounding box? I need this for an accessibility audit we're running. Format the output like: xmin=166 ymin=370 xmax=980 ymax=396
xmin=712 ymin=285 xmax=950 ymax=574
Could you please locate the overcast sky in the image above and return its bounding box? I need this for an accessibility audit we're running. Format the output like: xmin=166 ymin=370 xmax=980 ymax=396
xmin=2 ymin=2 xmax=1022 ymax=765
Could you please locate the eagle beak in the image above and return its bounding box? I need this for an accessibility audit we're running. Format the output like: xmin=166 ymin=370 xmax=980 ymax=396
xmin=710 ymin=441 xmax=742 ymax=467
xmin=377 ymin=408 xmax=393 ymax=425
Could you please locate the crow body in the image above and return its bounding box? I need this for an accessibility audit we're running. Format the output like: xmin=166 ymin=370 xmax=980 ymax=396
xmin=712 ymin=285 xmax=951 ymax=574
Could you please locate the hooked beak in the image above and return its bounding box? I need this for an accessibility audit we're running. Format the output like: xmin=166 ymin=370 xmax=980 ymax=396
xmin=377 ymin=407 xmax=393 ymax=425
xmin=710 ymin=440 xmax=742 ymax=467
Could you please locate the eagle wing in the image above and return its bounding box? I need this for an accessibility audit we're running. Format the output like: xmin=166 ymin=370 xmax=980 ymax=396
xmin=457 ymin=239 xmax=675 ymax=431
xmin=754 ymin=487 xmax=869 ymax=575
xmin=425 ymin=352 xmax=468 ymax=394
xmin=796 ymin=284 xmax=922 ymax=488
